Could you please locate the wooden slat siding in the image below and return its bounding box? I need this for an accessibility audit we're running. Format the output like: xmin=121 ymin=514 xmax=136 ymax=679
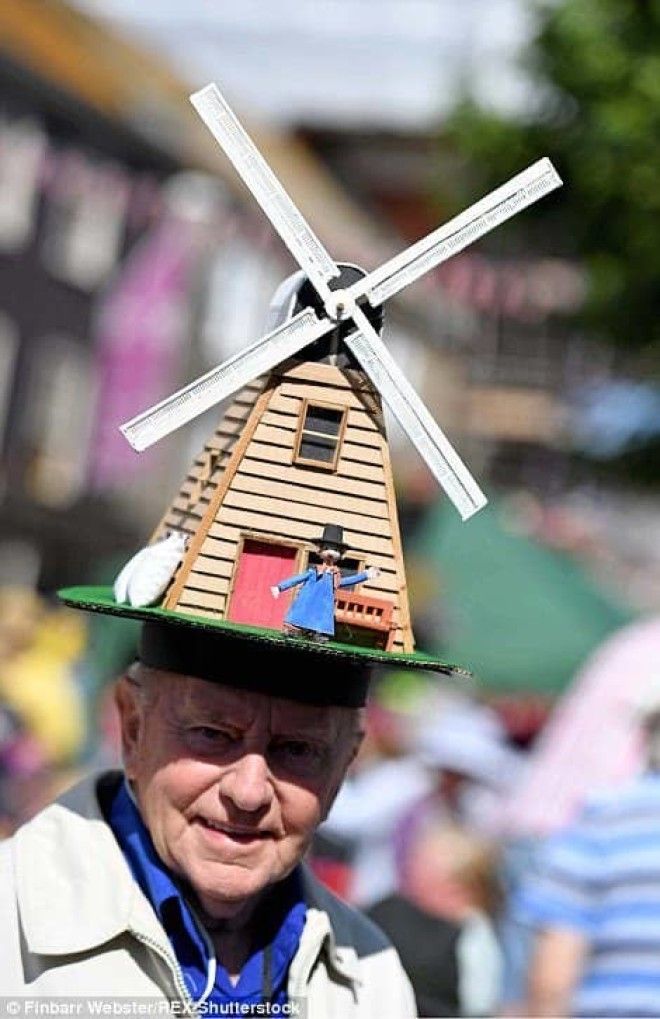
xmin=216 ymin=491 xmax=395 ymax=542
xmin=224 ymin=403 xmax=260 ymax=424
xmin=236 ymin=458 xmax=386 ymax=501
xmin=262 ymin=408 xmax=383 ymax=440
xmin=278 ymin=380 xmax=381 ymax=414
xmin=261 ymin=410 xmax=298 ymax=432
xmin=276 ymin=361 xmax=360 ymax=388
xmin=277 ymin=360 xmax=383 ymax=401
xmin=338 ymin=448 xmax=383 ymax=469
xmin=152 ymin=380 xmax=266 ymax=542
xmin=157 ymin=452 xmax=232 ymax=537
xmin=261 ymin=410 xmax=383 ymax=442
xmin=184 ymin=573 xmax=231 ymax=596
xmin=378 ymin=431 xmax=414 ymax=653
xmin=228 ymin=475 xmax=390 ymax=521
xmin=185 ymin=573 xmax=231 ymax=596
xmin=181 ymin=444 xmax=387 ymax=488
xmin=191 ymin=556 xmax=235 ymax=580
xmin=243 ymin=446 xmax=386 ymax=483
xmin=220 ymin=491 xmax=394 ymax=538
xmin=292 ymin=364 xmax=383 ymax=422
xmin=195 ymin=538 xmax=237 ymax=561
xmin=177 ymin=589 xmax=226 ymax=613
xmin=268 ymin=392 xmax=383 ymax=433
xmin=209 ymin=512 xmax=395 ymax=557
xmin=175 ymin=452 xmax=232 ymax=500
xmin=165 ymin=383 xmax=276 ymax=610
xmin=251 ymin=423 xmax=385 ymax=465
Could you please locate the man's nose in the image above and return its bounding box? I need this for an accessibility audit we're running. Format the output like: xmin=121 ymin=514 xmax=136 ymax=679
xmin=220 ymin=752 xmax=273 ymax=813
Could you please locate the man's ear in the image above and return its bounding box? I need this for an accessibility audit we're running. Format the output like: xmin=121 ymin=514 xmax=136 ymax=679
xmin=114 ymin=676 xmax=145 ymax=780
xmin=320 ymin=722 xmax=365 ymax=823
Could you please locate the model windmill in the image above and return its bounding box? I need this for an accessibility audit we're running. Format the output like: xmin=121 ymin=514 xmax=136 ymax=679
xmin=61 ymin=84 xmax=561 ymax=671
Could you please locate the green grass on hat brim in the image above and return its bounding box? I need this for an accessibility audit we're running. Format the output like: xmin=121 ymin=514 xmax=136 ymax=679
xmin=58 ymin=585 xmax=471 ymax=679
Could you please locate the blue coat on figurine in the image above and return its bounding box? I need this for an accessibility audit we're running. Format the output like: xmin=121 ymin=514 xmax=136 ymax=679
xmin=271 ymin=524 xmax=379 ymax=641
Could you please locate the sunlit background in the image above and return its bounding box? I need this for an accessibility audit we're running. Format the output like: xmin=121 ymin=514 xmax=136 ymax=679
xmin=1 ymin=1 xmax=659 ymax=1011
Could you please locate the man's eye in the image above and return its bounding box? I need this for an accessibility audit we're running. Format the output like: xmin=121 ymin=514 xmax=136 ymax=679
xmin=271 ymin=741 xmax=324 ymax=770
xmin=189 ymin=727 xmax=234 ymax=744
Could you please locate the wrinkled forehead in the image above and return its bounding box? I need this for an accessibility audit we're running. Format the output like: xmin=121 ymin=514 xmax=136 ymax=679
xmin=154 ymin=670 xmax=349 ymax=738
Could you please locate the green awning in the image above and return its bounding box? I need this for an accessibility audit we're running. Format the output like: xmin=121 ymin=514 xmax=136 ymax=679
xmin=412 ymin=502 xmax=633 ymax=694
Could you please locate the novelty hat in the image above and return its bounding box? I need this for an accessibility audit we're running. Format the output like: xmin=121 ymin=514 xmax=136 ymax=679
xmin=59 ymin=265 xmax=470 ymax=706
xmin=57 ymin=81 xmax=560 ymax=706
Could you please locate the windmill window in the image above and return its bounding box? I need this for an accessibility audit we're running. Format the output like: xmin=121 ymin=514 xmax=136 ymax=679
xmin=294 ymin=401 xmax=347 ymax=471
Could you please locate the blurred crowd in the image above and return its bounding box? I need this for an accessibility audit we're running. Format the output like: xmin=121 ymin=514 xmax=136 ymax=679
xmin=4 ymin=598 xmax=660 ymax=1017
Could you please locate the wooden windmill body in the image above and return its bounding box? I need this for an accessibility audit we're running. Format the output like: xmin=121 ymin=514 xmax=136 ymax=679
xmin=156 ymin=347 xmax=413 ymax=653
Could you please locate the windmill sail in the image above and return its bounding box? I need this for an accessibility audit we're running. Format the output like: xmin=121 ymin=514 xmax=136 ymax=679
xmin=121 ymin=307 xmax=330 ymax=451
xmin=348 ymin=159 xmax=562 ymax=307
xmin=191 ymin=84 xmax=340 ymax=298
xmin=121 ymin=81 xmax=564 ymax=520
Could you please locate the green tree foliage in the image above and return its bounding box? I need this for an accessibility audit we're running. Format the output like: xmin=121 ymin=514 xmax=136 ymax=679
xmin=445 ymin=0 xmax=660 ymax=354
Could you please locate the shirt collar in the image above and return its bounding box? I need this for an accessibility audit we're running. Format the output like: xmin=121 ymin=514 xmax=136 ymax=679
xmin=107 ymin=778 xmax=307 ymax=1004
xmin=108 ymin=779 xmax=211 ymax=1000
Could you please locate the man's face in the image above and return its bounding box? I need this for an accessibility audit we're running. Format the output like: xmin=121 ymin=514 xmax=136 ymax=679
xmin=117 ymin=671 xmax=361 ymax=920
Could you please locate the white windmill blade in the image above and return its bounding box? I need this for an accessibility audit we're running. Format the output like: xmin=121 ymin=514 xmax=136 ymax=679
xmin=347 ymin=158 xmax=562 ymax=308
xmin=191 ymin=84 xmax=340 ymax=301
xmin=345 ymin=304 xmax=487 ymax=520
xmin=121 ymin=307 xmax=333 ymax=451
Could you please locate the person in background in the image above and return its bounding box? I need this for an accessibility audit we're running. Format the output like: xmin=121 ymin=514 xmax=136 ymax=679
xmin=393 ymin=701 xmax=523 ymax=876
xmin=517 ymin=695 xmax=660 ymax=1017
xmin=369 ymin=821 xmax=503 ymax=1017
xmin=321 ymin=692 xmax=432 ymax=906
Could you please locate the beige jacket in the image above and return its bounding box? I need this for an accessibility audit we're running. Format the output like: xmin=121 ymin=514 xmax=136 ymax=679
xmin=0 ymin=772 xmax=416 ymax=1018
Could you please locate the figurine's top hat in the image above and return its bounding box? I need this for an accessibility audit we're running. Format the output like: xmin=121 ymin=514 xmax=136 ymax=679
xmin=314 ymin=524 xmax=347 ymax=556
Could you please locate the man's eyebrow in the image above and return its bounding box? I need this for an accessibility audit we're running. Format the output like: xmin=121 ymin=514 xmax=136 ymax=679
xmin=271 ymin=720 xmax=338 ymax=741
xmin=165 ymin=696 xmax=245 ymax=726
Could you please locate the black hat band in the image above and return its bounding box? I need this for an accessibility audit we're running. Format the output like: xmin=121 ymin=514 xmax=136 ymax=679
xmin=138 ymin=622 xmax=371 ymax=708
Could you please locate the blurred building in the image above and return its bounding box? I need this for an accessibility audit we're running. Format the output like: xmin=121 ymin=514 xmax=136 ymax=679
xmin=0 ymin=0 xmax=475 ymax=594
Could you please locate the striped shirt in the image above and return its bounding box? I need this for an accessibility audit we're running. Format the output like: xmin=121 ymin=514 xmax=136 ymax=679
xmin=516 ymin=772 xmax=660 ymax=1017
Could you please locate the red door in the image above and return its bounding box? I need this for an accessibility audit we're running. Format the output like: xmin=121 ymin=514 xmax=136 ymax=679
xmin=228 ymin=540 xmax=299 ymax=628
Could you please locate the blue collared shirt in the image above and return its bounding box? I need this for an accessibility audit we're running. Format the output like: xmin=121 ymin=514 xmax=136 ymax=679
xmin=107 ymin=778 xmax=306 ymax=1006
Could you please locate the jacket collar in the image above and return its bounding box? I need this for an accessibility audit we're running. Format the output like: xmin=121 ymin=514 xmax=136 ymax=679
xmin=297 ymin=868 xmax=361 ymax=989
xmin=13 ymin=771 xmax=168 ymax=956
xmin=13 ymin=769 xmax=359 ymax=991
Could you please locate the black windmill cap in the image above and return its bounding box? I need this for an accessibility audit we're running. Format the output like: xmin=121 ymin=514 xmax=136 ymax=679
xmin=295 ymin=264 xmax=385 ymax=336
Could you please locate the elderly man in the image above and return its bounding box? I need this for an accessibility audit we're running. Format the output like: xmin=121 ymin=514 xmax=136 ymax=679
xmin=0 ymin=622 xmax=416 ymax=1015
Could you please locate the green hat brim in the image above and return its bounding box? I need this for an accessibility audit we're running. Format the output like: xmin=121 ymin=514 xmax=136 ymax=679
xmin=58 ymin=585 xmax=471 ymax=679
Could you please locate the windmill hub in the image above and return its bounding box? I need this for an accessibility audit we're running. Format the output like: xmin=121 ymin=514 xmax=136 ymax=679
xmin=325 ymin=289 xmax=356 ymax=322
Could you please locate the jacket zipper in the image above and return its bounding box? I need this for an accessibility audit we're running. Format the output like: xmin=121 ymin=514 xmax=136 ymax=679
xmin=130 ymin=927 xmax=197 ymax=1013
